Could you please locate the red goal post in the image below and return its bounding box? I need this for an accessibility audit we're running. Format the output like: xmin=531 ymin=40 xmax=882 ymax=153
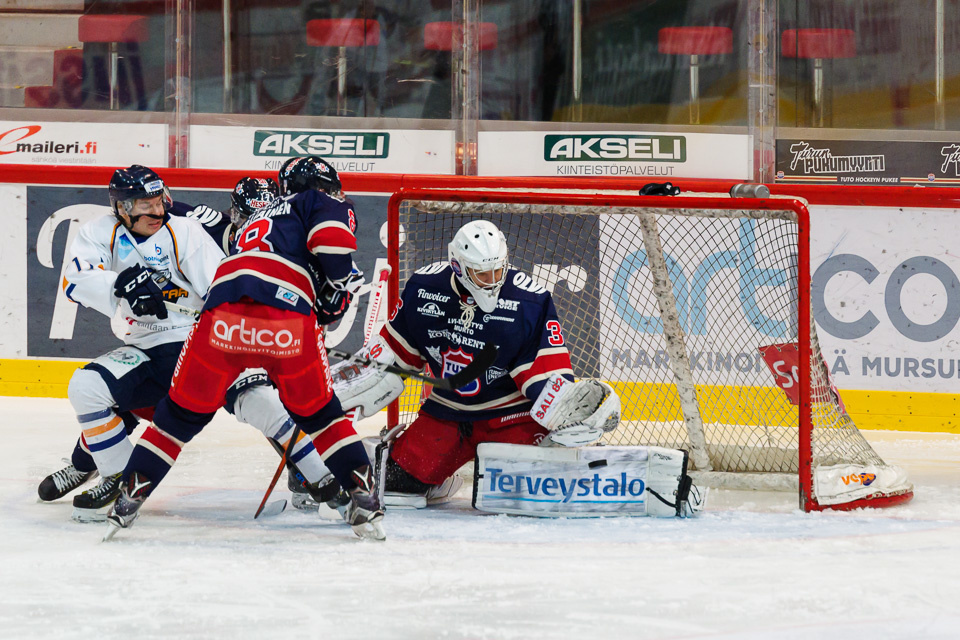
xmin=385 ymin=185 xmax=914 ymax=513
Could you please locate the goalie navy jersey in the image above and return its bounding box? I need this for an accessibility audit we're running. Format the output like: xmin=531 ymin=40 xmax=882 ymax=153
xmin=168 ymin=201 xmax=233 ymax=254
xmin=381 ymin=264 xmax=574 ymax=423
xmin=202 ymin=189 xmax=357 ymax=316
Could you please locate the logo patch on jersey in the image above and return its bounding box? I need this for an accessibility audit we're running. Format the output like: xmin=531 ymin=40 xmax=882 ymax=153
xmin=441 ymin=348 xmax=480 ymax=396
xmin=275 ymin=287 xmax=300 ymax=306
xmin=418 ymin=289 xmax=451 ymax=303
xmin=347 ymin=208 xmax=356 ymax=233
xmin=417 ymin=302 xmax=444 ymax=318
xmin=209 ymin=310 xmax=303 ymax=357
xmin=483 ymin=314 xmax=514 ymax=323
xmin=162 ymin=287 xmax=188 ymax=302
xmin=486 ymin=366 xmax=507 ymax=384
xmin=107 ymin=350 xmax=143 ymax=366
xmin=497 ymin=299 xmax=519 ymax=312
xmin=117 ymin=235 xmax=134 ymax=261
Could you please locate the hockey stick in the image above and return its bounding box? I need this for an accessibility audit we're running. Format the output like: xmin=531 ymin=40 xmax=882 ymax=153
xmin=254 ymin=430 xmax=299 ymax=519
xmin=161 ymin=300 xmax=500 ymax=392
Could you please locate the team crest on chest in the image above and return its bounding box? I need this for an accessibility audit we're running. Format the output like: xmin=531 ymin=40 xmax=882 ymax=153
xmin=441 ymin=347 xmax=480 ymax=396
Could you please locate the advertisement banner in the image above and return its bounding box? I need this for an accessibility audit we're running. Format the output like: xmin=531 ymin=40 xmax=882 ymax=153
xmin=776 ymin=139 xmax=960 ymax=186
xmin=478 ymin=131 xmax=750 ymax=179
xmin=0 ymin=122 xmax=166 ymax=167
xmin=189 ymin=125 xmax=456 ymax=174
xmin=809 ymin=205 xmax=960 ymax=392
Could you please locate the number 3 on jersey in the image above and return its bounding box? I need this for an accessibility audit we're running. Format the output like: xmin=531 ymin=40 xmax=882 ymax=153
xmin=546 ymin=320 xmax=565 ymax=346
xmin=236 ymin=218 xmax=275 ymax=252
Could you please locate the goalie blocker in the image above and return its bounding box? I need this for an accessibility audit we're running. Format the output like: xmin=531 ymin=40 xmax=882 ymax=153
xmin=473 ymin=443 xmax=703 ymax=518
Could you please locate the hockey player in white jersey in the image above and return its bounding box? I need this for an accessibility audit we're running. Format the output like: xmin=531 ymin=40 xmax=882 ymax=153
xmin=331 ymin=220 xmax=622 ymax=508
xmin=38 ymin=167 xmax=337 ymax=520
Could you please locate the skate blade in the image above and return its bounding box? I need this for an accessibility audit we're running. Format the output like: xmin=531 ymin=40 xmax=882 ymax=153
xmin=102 ymin=522 xmax=122 ymax=542
xmin=317 ymin=501 xmax=347 ymax=522
xmin=257 ymin=499 xmax=287 ymax=518
xmin=351 ymin=518 xmax=386 ymax=541
xmin=72 ymin=505 xmax=112 ymax=523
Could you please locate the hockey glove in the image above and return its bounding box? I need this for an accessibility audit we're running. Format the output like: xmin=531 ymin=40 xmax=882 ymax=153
xmin=314 ymin=269 xmax=364 ymax=326
xmin=315 ymin=285 xmax=353 ymax=325
xmin=639 ymin=182 xmax=681 ymax=196
xmin=114 ymin=266 xmax=168 ymax=319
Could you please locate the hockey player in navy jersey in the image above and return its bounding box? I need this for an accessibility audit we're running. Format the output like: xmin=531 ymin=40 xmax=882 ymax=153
xmin=332 ymin=220 xmax=621 ymax=508
xmin=107 ymin=157 xmax=385 ymax=540
xmin=38 ymin=168 xmax=338 ymax=521
xmin=171 ymin=175 xmax=349 ymax=511
xmin=169 ymin=175 xmax=346 ymax=511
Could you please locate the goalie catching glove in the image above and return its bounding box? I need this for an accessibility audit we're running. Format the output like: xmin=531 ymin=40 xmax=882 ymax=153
xmin=331 ymin=337 xmax=405 ymax=419
xmin=531 ymin=373 xmax=621 ymax=446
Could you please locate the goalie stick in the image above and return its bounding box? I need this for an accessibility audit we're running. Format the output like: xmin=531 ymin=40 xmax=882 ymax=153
xmin=326 ymin=343 xmax=498 ymax=392
xmin=161 ymin=300 xmax=499 ymax=391
xmin=345 ymin=262 xmax=391 ymax=424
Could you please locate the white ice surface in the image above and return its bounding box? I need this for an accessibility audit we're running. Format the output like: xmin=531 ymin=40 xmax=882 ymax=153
xmin=3 ymin=396 xmax=960 ymax=640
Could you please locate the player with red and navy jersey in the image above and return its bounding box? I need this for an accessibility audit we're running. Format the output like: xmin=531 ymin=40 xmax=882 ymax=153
xmin=331 ymin=220 xmax=620 ymax=507
xmin=107 ymin=157 xmax=385 ymax=541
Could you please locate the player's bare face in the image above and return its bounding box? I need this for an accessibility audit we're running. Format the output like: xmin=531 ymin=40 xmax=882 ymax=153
xmin=126 ymin=196 xmax=165 ymax=236
xmin=468 ymin=267 xmax=504 ymax=289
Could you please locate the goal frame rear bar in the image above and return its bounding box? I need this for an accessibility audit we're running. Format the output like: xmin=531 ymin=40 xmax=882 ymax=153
xmin=386 ymin=187 xmax=914 ymax=513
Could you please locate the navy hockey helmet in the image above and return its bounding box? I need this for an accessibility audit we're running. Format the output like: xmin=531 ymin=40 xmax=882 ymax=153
xmin=229 ymin=176 xmax=280 ymax=226
xmin=278 ymin=156 xmax=342 ymax=196
xmin=108 ymin=165 xmax=171 ymax=218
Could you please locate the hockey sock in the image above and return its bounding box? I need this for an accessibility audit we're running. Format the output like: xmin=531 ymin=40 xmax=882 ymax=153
xmin=78 ymin=410 xmax=134 ymax=476
xmin=273 ymin=418 xmax=328 ymax=483
xmin=70 ymin=437 xmax=98 ymax=473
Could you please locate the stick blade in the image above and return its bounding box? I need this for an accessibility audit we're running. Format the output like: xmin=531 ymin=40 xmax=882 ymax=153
xmin=433 ymin=343 xmax=499 ymax=391
xmin=257 ymin=499 xmax=288 ymax=519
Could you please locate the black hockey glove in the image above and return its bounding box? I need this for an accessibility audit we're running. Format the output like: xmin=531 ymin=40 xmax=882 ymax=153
xmin=315 ymin=283 xmax=353 ymax=325
xmin=114 ymin=266 xmax=168 ymax=319
xmin=639 ymin=182 xmax=681 ymax=196
xmin=314 ymin=269 xmax=364 ymax=326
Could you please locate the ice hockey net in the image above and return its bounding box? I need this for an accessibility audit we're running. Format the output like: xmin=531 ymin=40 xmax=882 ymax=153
xmin=386 ymin=187 xmax=913 ymax=512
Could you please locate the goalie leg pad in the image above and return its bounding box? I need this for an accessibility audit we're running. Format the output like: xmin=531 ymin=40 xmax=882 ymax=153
xmin=331 ymin=357 xmax=404 ymax=420
xmin=473 ymin=443 xmax=700 ymax=517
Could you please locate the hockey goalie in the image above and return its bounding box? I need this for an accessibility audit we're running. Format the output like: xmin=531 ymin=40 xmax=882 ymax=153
xmin=331 ymin=219 xmax=701 ymax=517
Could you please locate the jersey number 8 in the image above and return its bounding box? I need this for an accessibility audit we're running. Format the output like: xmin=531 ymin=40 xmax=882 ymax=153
xmin=236 ymin=218 xmax=275 ymax=252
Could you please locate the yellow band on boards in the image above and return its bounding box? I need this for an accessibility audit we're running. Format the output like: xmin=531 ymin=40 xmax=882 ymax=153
xmin=2 ymin=359 xmax=956 ymax=433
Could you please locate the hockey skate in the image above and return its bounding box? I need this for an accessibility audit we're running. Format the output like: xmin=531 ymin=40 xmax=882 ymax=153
xmin=288 ymin=470 xmax=341 ymax=512
xmin=343 ymin=466 xmax=385 ymax=541
xmin=72 ymin=472 xmax=122 ymax=523
xmin=38 ymin=460 xmax=98 ymax=502
xmin=103 ymin=472 xmax=153 ymax=541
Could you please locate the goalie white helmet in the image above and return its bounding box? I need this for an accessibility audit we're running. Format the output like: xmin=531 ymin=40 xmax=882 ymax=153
xmin=448 ymin=220 xmax=509 ymax=313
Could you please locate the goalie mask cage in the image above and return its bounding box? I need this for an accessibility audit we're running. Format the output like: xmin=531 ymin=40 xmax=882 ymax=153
xmin=386 ymin=187 xmax=914 ymax=512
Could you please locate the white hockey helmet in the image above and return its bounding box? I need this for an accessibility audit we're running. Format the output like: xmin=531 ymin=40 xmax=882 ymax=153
xmin=448 ymin=220 xmax=509 ymax=313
